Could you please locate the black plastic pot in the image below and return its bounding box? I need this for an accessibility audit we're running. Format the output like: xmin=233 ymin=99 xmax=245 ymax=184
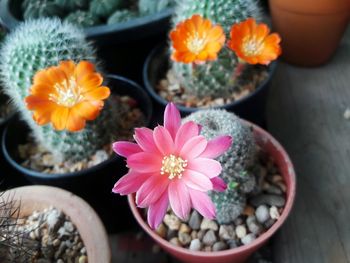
xmin=143 ymin=44 xmax=277 ymax=126
xmin=1 ymin=75 xmax=152 ymax=232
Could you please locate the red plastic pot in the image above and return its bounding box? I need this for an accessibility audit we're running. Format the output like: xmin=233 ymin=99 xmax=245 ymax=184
xmin=128 ymin=120 xmax=296 ymax=263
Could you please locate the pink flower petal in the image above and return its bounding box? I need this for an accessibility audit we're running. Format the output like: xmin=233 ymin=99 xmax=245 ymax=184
xmin=187 ymin=158 xmax=222 ymax=178
xmin=168 ymin=180 xmax=191 ymax=220
xmin=134 ymin=128 xmax=160 ymax=154
xmin=147 ymin=191 xmax=169 ymax=229
xmin=127 ymin=152 xmax=162 ymax=173
xmin=112 ymin=170 xmax=150 ymax=195
xmin=182 ymin=169 xmax=213 ymax=191
xmin=112 ymin=141 xmax=142 ymax=158
xmin=164 ymin=102 xmax=181 ymax=140
xmin=153 ymin=126 xmax=175 ymax=155
xmin=136 ymin=174 xmax=169 ymax=208
xmin=200 ymin=135 xmax=232 ymax=159
xmin=189 ymin=189 xmax=216 ymax=219
xmin=211 ymin=177 xmax=227 ymax=192
xmin=174 ymin=121 xmax=200 ymax=153
xmin=180 ymin=135 xmax=207 ymax=160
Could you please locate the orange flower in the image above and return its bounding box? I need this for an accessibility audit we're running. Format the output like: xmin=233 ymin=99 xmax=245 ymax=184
xmin=170 ymin=14 xmax=226 ymax=64
xmin=25 ymin=60 xmax=110 ymax=132
xmin=227 ymin=18 xmax=281 ymax=65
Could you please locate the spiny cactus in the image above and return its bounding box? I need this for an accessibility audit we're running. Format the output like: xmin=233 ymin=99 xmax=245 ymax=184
xmin=89 ymin=0 xmax=123 ymax=18
xmin=0 ymin=18 xmax=119 ymax=162
xmin=138 ymin=0 xmax=174 ymax=16
xmin=22 ymin=0 xmax=63 ymax=20
xmin=184 ymin=109 xmax=257 ymax=224
xmin=54 ymin=0 xmax=89 ymax=12
xmin=65 ymin=10 xmax=101 ymax=27
xmin=171 ymin=0 xmax=262 ymax=99
xmin=107 ymin=9 xmax=137 ymax=25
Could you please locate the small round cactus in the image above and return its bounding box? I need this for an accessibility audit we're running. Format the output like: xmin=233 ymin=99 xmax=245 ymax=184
xmin=184 ymin=109 xmax=257 ymax=224
xmin=54 ymin=0 xmax=89 ymax=12
xmin=65 ymin=10 xmax=101 ymax=27
xmin=107 ymin=9 xmax=137 ymax=25
xmin=138 ymin=0 xmax=174 ymax=16
xmin=89 ymin=0 xmax=123 ymax=18
xmin=22 ymin=0 xmax=63 ymax=20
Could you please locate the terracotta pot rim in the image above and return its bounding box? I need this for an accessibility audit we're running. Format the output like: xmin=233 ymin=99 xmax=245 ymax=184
xmin=127 ymin=120 xmax=296 ymax=257
xmin=2 ymin=185 xmax=111 ymax=262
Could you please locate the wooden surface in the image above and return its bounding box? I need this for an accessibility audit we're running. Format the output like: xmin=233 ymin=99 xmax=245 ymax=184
xmin=267 ymin=26 xmax=350 ymax=263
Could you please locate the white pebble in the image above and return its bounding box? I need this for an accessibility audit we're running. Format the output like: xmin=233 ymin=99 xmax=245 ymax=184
xmin=270 ymin=206 xmax=280 ymax=219
xmin=235 ymin=225 xmax=247 ymax=239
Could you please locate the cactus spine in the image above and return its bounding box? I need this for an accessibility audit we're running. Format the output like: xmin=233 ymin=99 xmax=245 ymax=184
xmin=171 ymin=0 xmax=262 ymax=99
xmin=184 ymin=109 xmax=257 ymax=224
xmin=0 ymin=18 xmax=119 ymax=162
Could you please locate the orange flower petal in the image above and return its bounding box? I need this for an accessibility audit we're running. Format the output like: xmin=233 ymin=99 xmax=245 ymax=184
xmin=73 ymin=101 xmax=103 ymax=120
xmin=77 ymin=73 xmax=104 ymax=92
xmin=51 ymin=106 xmax=69 ymax=131
xmin=59 ymin=60 xmax=75 ymax=78
xmin=75 ymin=61 xmax=95 ymax=79
xmin=66 ymin=110 xmax=86 ymax=132
xmin=84 ymin=86 xmax=110 ymax=100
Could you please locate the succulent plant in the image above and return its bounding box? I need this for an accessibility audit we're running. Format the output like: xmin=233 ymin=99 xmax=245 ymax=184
xmin=107 ymin=9 xmax=137 ymax=25
xmin=138 ymin=0 xmax=174 ymax=16
xmin=171 ymin=0 xmax=262 ymax=99
xmin=0 ymin=18 xmax=119 ymax=162
xmin=22 ymin=0 xmax=63 ymax=20
xmin=184 ymin=109 xmax=257 ymax=224
xmin=89 ymin=0 xmax=123 ymax=18
xmin=64 ymin=10 xmax=101 ymax=27
xmin=54 ymin=0 xmax=89 ymax=12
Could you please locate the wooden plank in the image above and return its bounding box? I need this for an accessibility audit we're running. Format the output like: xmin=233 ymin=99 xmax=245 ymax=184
xmin=267 ymin=26 xmax=350 ymax=263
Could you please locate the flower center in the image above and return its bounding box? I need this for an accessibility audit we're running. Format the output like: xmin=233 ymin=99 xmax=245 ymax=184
xmin=243 ymin=38 xmax=264 ymax=56
xmin=186 ymin=33 xmax=207 ymax=55
xmin=50 ymin=77 xmax=83 ymax=107
xmin=160 ymin=154 xmax=187 ymax=179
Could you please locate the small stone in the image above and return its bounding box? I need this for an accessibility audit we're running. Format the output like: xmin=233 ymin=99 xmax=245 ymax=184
xmin=234 ymin=217 xmax=244 ymax=226
xmin=235 ymin=225 xmax=247 ymax=239
xmin=243 ymin=205 xmax=255 ymax=216
xmin=200 ymin=218 xmax=218 ymax=231
xmin=36 ymin=259 xmax=50 ymax=263
xmin=271 ymin=175 xmax=283 ymax=184
xmin=270 ymin=206 xmax=280 ymax=219
xmin=80 ymin=247 xmax=87 ymax=254
xmin=79 ymin=255 xmax=88 ymax=263
xmin=29 ymin=231 xmax=36 ymax=240
xmin=53 ymin=239 xmax=60 ymax=247
xmin=241 ymin=233 xmax=256 ymax=245
xmin=189 ymin=239 xmax=201 ymax=251
xmin=156 ymin=223 xmax=167 ymax=238
xmin=169 ymin=237 xmax=181 ymax=247
xmin=189 ymin=211 xmax=202 ymax=230
xmin=227 ymin=239 xmax=238 ymax=249
xmin=64 ymin=221 xmax=74 ymax=233
xmin=276 ymin=182 xmax=287 ymax=193
xmin=212 ymin=241 xmax=228 ymax=251
xmin=263 ymin=183 xmax=283 ymax=195
xmin=197 ymin=230 xmax=206 ymax=241
xmin=344 ymin=108 xmax=350 ymax=119
xmin=57 ymin=260 xmax=64 ymax=263
xmin=204 ymin=246 xmax=212 ymax=252
xmin=202 ymin=230 xmax=217 ymax=246
xmin=247 ymin=216 xmax=263 ymax=235
xmin=178 ymin=232 xmax=191 ymax=246
xmin=41 ymin=234 xmax=49 ymax=246
xmin=255 ymin=205 xmax=270 ymax=224
xmin=46 ymin=208 xmax=63 ymax=231
xmin=164 ymin=214 xmax=181 ymax=230
xmin=179 ymin=223 xmax=191 ymax=234
xmin=250 ymin=194 xmax=286 ymax=207
xmin=167 ymin=229 xmax=177 ymax=240
xmin=191 ymin=230 xmax=198 ymax=239
xmin=264 ymin=218 xmax=276 ymax=229
xmin=219 ymin=225 xmax=235 ymax=240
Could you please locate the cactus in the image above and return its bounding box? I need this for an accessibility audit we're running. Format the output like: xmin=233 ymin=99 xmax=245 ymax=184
xmin=184 ymin=109 xmax=257 ymax=224
xmin=89 ymin=0 xmax=123 ymax=18
xmin=22 ymin=0 xmax=63 ymax=20
xmin=54 ymin=0 xmax=89 ymax=12
xmin=0 ymin=18 xmax=119 ymax=162
xmin=107 ymin=9 xmax=137 ymax=25
xmin=138 ymin=0 xmax=174 ymax=16
xmin=171 ymin=0 xmax=262 ymax=99
xmin=65 ymin=10 xmax=101 ymax=27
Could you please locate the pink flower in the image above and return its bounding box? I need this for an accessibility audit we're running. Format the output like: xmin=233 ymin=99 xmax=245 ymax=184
xmin=112 ymin=103 xmax=232 ymax=229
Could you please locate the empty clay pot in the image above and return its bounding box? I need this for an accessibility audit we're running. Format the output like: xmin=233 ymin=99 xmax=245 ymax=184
xmin=269 ymin=0 xmax=350 ymax=66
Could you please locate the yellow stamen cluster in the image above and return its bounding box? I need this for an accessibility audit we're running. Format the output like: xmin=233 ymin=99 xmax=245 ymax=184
xmin=186 ymin=32 xmax=207 ymax=55
xmin=50 ymin=77 xmax=83 ymax=107
xmin=242 ymin=38 xmax=264 ymax=56
xmin=161 ymin=154 xmax=188 ymax=179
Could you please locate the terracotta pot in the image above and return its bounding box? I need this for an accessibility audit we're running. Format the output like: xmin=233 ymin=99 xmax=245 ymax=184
xmin=128 ymin=121 xmax=296 ymax=263
xmin=2 ymin=185 xmax=111 ymax=262
xmin=269 ymin=0 xmax=350 ymax=66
